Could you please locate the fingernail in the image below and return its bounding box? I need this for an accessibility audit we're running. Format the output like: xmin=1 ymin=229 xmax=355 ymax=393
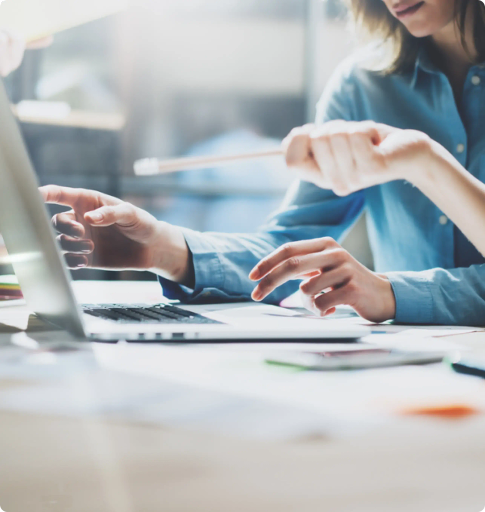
xmin=249 ymin=268 xmax=259 ymax=280
xmin=90 ymin=213 xmax=102 ymax=222
xmin=252 ymin=290 xmax=262 ymax=301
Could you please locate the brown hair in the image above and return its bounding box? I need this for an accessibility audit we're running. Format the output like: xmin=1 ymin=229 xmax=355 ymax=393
xmin=346 ymin=0 xmax=485 ymax=74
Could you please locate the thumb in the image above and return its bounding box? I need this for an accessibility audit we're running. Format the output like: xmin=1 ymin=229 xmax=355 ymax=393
xmin=373 ymin=123 xmax=400 ymax=144
xmin=84 ymin=203 xmax=137 ymax=228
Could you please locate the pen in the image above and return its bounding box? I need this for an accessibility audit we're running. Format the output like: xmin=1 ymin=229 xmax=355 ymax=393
xmin=134 ymin=148 xmax=284 ymax=176
xmin=447 ymin=354 xmax=485 ymax=379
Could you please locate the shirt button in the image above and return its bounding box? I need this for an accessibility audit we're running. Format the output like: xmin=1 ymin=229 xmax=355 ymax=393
xmin=439 ymin=215 xmax=448 ymax=226
xmin=456 ymin=143 xmax=465 ymax=154
xmin=471 ymin=75 xmax=481 ymax=86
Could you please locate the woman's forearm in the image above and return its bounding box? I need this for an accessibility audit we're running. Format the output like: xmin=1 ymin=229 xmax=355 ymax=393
xmin=413 ymin=141 xmax=485 ymax=256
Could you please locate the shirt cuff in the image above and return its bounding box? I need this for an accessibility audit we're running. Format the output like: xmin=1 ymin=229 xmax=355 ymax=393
xmin=158 ymin=228 xmax=224 ymax=302
xmin=385 ymin=271 xmax=434 ymax=325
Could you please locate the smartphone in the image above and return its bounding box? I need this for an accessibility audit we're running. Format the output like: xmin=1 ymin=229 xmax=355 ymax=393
xmin=266 ymin=348 xmax=446 ymax=371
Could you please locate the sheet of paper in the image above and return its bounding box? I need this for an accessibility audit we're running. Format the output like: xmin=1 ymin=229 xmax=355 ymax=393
xmin=0 ymin=299 xmax=25 ymax=309
xmin=91 ymin=343 xmax=485 ymax=430
xmin=362 ymin=334 xmax=472 ymax=353
xmin=0 ymin=274 xmax=18 ymax=286
xmin=395 ymin=328 xmax=480 ymax=338
xmin=0 ymin=351 xmax=337 ymax=441
xmin=0 ymin=0 xmax=128 ymax=42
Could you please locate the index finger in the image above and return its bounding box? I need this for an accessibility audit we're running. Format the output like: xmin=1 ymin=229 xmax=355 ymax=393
xmin=249 ymin=237 xmax=337 ymax=281
xmin=39 ymin=185 xmax=85 ymax=208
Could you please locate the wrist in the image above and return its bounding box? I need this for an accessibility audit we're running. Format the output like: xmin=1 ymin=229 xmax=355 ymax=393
xmin=376 ymin=273 xmax=396 ymax=321
xmin=408 ymin=138 xmax=450 ymax=190
xmin=148 ymin=222 xmax=193 ymax=285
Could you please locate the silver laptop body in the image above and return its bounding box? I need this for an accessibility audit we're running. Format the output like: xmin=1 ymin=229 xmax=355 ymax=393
xmin=0 ymin=80 xmax=368 ymax=342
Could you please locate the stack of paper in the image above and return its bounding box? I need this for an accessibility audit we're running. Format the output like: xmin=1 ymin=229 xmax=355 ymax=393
xmin=0 ymin=275 xmax=22 ymax=300
xmin=0 ymin=0 xmax=129 ymax=42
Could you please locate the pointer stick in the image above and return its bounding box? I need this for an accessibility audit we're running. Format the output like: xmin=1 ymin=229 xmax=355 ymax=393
xmin=134 ymin=148 xmax=284 ymax=176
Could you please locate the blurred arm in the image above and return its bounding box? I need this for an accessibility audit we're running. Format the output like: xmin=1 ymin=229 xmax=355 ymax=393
xmin=0 ymin=30 xmax=25 ymax=77
xmin=0 ymin=31 xmax=52 ymax=77
xmin=412 ymin=141 xmax=485 ymax=257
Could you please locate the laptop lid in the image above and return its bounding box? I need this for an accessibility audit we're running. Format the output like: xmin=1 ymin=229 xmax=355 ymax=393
xmin=0 ymin=80 xmax=86 ymax=337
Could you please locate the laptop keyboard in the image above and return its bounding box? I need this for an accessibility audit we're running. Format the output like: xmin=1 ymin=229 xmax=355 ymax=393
xmin=82 ymin=304 xmax=222 ymax=324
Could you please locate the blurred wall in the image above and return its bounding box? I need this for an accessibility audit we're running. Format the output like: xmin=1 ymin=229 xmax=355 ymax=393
xmin=4 ymin=0 xmax=374 ymax=280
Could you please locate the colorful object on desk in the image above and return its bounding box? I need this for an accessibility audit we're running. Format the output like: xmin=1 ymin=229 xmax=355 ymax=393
xmin=0 ymin=275 xmax=23 ymax=300
xmin=399 ymin=404 xmax=480 ymax=419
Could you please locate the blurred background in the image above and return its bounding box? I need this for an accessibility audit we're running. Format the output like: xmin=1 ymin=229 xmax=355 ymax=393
xmin=0 ymin=0 xmax=372 ymax=282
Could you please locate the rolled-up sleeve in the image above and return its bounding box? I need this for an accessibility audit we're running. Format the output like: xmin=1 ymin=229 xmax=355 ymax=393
xmin=387 ymin=265 xmax=485 ymax=326
xmin=159 ymin=227 xmax=293 ymax=303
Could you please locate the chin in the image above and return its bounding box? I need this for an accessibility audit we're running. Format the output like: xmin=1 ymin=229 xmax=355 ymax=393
xmin=402 ymin=20 xmax=442 ymax=38
xmin=405 ymin=27 xmax=434 ymax=38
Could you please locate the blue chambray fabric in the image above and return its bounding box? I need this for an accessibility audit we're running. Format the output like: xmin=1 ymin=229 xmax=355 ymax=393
xmin=160 ymin=46 xmax=485 ymax=326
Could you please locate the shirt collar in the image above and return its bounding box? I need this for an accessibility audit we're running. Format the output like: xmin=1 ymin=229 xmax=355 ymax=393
xmin=410 ymin=44 xmax=441 ymax=88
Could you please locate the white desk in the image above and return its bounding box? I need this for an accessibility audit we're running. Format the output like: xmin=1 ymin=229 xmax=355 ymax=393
xmin=0 ymin=281 xmax=484 ymax=512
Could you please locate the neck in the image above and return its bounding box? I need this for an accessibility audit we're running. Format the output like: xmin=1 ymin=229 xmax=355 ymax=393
xmin=429 ymin=6 xmax=477 ymax=97
xmin=431 ymin=6 xmax=477 ymax=71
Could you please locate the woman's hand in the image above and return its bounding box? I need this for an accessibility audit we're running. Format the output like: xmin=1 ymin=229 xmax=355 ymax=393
xmin=249 ymin=237 xmax=396 ymax=323
xmin=283 ymin=120 xmax=433 ymax=196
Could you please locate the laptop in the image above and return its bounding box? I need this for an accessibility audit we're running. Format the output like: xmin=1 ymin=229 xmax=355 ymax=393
xmin=0 ymin=80 xmax=369 ymax=342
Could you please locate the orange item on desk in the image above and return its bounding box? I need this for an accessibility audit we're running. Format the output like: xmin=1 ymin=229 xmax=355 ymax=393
xmin=400 ymin=404 xmax=481 ymax=419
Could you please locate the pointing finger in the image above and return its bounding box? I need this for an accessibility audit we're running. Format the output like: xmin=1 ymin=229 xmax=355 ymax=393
xmin=40 ymin=185 xmax=87 ymax=208
xmin=84 ymin=203 xmax=138 ymax=227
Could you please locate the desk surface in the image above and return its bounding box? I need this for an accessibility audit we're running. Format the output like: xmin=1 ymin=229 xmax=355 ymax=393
xmin=0 ymin=280 xmax=484 ymax=512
